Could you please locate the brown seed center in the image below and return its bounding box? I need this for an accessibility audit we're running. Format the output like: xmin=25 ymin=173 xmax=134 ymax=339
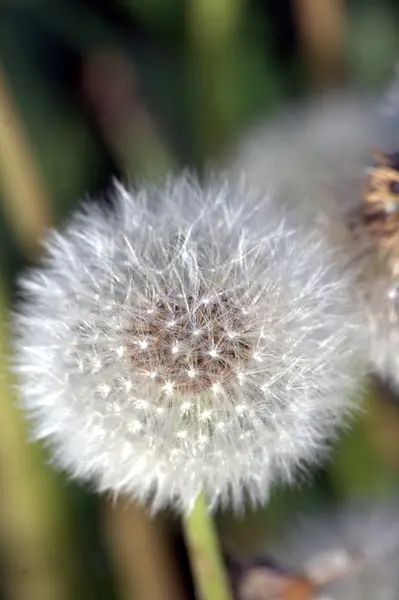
xmin=128 ymin=294 xmax=253 ymax=395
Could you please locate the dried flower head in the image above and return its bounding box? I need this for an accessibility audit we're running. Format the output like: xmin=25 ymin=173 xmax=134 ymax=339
xmin=13 ymin=174 xmax=361 ymax=513
xmin=263 ymin=499 xmax=399 ymax=600
xmin=233 ymin=90 xmax=399 ymax=390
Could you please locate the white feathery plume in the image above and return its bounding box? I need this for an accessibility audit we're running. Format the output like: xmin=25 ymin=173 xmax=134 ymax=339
xmin=233 ymin=84 xmax=399 ymax=390
xmin=13 ymin=173 xmax=362 ymax=514
xmin=266 ymin=499 xmax=399 ymax=600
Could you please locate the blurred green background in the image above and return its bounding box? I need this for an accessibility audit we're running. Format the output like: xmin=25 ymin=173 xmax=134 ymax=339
xmin=1 ymin=1 xmax=399 ymax=599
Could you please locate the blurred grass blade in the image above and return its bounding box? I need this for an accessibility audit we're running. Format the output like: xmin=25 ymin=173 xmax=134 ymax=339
xmin=104 ymin=498 xmax=186 ymax=600
xmin=0 ymin=63 xmax=52 ymax=254
xmin=82 ymin=50 xmax=176 ymax=181
xmin=330 ymin=383 xmax=399 ymax=496
xmin=187 ymin=0 xmax=244 ymax=158
xmin=293 ymin=0 xmax=346 ymax=90
xmin=0 ymin=283 xmax=81 ymax=600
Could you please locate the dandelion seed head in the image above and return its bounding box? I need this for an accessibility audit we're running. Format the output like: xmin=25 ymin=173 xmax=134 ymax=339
xmin=234 ymin=91 xmax=399 ymax=390
xmin=13 ymin=173 xmax=362 ymax=513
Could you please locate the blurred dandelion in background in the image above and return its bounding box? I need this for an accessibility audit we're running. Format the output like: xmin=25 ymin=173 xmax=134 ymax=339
xmin=234 ymin=82 xmax=399 ymax=392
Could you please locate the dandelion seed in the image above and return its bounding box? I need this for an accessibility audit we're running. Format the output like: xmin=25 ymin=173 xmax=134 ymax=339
xmin=211 ymin=383 xmax=222 ymax=395
xmin=97 ymin=383 xmax=110 ymax=397
xmin=13 ymin=173 xmax=362 ymax=513
xmin=200 ymin=409 xmax=212 ymax=421
xmin=129 ymin=420 xmax=142 ymax=434
xmin=163 ymin=381 xmax=175 ymax=396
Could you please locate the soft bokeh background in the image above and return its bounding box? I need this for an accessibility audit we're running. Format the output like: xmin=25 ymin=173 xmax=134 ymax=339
xmin=1 ymin=1 xmax=399 ymax=599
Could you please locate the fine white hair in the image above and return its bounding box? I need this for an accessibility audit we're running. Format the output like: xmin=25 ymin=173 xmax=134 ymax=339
xmin=13 ymin=173 xmax=362 ymax=513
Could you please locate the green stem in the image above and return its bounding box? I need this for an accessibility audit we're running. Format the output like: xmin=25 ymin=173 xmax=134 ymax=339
xmin=188 ymin=0 xmax=242 ymax=46
xmin=183 ymin=492 xmax=234 ymax=600
xmin=83 ymin=50 xmax=176 ymax=181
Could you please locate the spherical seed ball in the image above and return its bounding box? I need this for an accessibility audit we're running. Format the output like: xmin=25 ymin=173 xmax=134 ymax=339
xmin=233 ymin=93 xmax=399 ymax=390
xmin=13 ymin=173 xmax=362 ymax=514
xmin=265 ymin=500 xmax=399 ymax=600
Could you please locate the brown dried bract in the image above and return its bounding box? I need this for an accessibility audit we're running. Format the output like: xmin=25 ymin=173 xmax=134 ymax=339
xmin=347 ymin=151 xmax=399 ymax=266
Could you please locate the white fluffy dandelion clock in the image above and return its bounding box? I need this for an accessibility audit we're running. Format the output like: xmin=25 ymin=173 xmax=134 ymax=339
xmin=233 ymin=83 xmax=399 ymax=390
xmin=13 ymin=174 xmax=361 ymax=514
